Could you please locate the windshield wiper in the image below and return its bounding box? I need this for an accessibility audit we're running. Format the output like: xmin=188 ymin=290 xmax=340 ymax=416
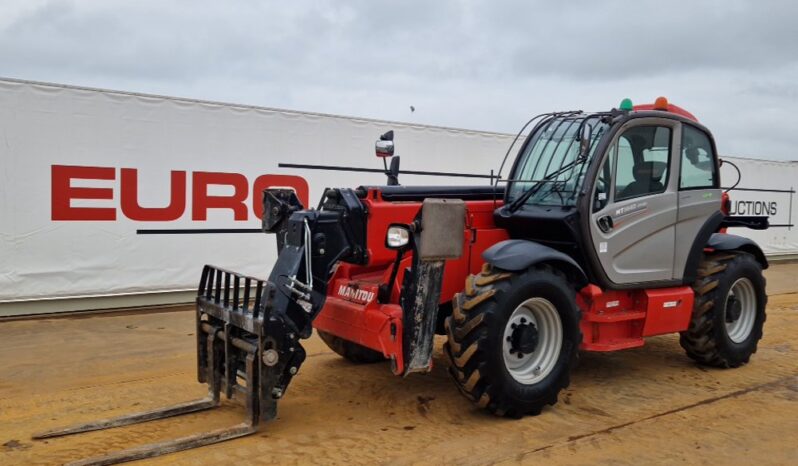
xmin=506 ymin=155 xmax=588 ymax=213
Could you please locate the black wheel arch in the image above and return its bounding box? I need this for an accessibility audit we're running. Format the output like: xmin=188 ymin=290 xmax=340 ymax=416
xmin=482 ymin=239 xmax=589 ymax=289
xmin=681 ymin=211 xmax=769 ymax=283
xmin=706 ymin=233 xmax=768 ymax=270
xmin=682 ymin=210 xmax=726 ymax=283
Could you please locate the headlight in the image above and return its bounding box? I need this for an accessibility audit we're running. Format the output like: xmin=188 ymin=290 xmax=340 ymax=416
xmin=386 ymin=225 xmax=410 ymax=249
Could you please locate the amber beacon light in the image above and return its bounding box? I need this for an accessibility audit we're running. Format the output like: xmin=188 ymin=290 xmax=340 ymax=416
xmin=653 ymin=96 xmax=669 ymax=110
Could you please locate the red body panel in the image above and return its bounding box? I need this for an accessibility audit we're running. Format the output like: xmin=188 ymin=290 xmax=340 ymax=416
xmin=313 ymin=188 xmax=508 ymax=374
xmin=577 ymin=285 xmax=694 ymax=351
xmin=313 ymin=187 xmax=697 ymax=372
xmin=632 ymin=102 xmax=698 ymax=122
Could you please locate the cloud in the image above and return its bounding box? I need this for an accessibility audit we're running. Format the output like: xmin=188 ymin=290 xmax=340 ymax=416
xmin=0 ymin=0 xmax=797 ymax=160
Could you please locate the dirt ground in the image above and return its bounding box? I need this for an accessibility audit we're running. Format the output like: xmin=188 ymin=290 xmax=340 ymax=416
xmin=1 ymin=264 xmax=797 ymax=465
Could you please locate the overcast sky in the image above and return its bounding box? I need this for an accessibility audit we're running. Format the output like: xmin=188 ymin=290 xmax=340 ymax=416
xmin=1 ymin=0 xmax=797 ymax=160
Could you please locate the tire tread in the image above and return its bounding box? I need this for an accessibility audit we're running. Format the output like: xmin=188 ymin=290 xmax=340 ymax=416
xmin=680 ymin=251 xmax=767 ymax=368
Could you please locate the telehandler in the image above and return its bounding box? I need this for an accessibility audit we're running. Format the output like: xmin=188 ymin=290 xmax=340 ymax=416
xmin=36 ymin=97 xmax=769 ymax=465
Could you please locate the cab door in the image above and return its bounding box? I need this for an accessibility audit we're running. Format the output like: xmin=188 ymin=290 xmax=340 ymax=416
xmin=589 ymin=118 xmax=681 ymax=285
xmin=672 ymin=124 xmax=722 ymax=279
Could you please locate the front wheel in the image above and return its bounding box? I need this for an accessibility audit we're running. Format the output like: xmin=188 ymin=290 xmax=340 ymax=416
xmin=444 ymin=264 xmax=582 ymax=417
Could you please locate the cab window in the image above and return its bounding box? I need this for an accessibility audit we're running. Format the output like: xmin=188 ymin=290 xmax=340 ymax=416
xmin=614 ymin=126 xmax=671 ymax=201
xmin=680 ymin=125 xmax=718 ymax=189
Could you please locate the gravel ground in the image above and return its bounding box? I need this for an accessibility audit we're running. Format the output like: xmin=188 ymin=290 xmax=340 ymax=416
xmin=1 ymin=263 xmax=796 ymax=465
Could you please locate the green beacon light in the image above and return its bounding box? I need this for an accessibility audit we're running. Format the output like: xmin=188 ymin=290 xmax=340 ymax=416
xmin=619 ymin=98 xmax=634 ymax=111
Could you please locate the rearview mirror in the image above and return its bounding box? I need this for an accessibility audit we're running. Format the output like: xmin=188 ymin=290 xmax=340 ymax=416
xmin=376 ymin=130 xmax=394 ymax=157
xmin=375 ymin=140 xmax=394 ymax=158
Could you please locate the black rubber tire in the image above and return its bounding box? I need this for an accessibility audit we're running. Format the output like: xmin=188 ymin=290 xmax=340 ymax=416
xmin=317 ymin=330 xmax=386 ymax=364
xmin=680 ymin=251 xmax=767 ymax=368
xmin=444 ymin=263 xmax=582 ymax=417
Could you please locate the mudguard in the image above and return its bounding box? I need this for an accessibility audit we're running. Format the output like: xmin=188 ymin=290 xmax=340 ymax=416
xmin=482 ymin=239 xmax=588 ymax=288
xmin=707 ymin=233 xmax=769 ymax=269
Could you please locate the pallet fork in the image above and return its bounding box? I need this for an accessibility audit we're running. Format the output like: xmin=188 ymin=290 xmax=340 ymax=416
xmin=33 ymin=190 xmax=462 ymax=465
xmin=34 ymin=266 xmax=298 ymax=465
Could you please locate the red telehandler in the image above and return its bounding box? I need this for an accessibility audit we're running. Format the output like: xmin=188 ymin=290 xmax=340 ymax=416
xmin=36 ymin=98 xmax=770 ymax=465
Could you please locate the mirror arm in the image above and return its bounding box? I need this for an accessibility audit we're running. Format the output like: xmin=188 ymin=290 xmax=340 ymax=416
xmin=387 ymin=157 xmax=400 ymax=186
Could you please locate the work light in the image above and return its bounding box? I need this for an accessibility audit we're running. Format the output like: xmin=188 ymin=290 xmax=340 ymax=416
xmin=386 ymin=225 xmax=410 ymax=248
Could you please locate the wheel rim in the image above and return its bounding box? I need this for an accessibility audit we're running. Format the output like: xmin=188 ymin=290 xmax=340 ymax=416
xmin=502 ymin=297 xmax=563 ymax=384
xmin=725 ymin=277 xmax=757 ymax=343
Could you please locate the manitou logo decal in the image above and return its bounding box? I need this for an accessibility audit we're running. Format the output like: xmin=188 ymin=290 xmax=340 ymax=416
xmin=337 ymin=285 xmax=375 ymax=304
xmin=50 ymin=165 xmax=309 ymax=222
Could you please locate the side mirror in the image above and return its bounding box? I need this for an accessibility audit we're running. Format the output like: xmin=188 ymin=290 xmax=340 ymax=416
xmin=579 ymin=122 xmax=593 ymax=156
xmin=375 ymin=130 xmax=394 ymax=157
xmin=375 ymin=140 xmax=394 ymax=158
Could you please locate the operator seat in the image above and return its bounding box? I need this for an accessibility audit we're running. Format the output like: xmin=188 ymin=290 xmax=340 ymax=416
xmin=619 ymin=161 xmax=666 ymax=199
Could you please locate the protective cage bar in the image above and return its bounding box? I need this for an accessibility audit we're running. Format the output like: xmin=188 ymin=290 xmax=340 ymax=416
xmin=32 ymin=265 xmax=278 ymax=465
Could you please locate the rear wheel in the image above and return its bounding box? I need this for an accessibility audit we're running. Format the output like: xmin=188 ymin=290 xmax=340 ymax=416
xmin=444 ymin=264 xmax=581 ymax=417
xmin=317 ymin=330 xmax=385 ymax=363
xmin=680 ymin=251 xmax=767 ymax=368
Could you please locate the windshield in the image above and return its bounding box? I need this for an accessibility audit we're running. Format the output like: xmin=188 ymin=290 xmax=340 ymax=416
xmin=506 ymin=115 xmax=609 ymax=207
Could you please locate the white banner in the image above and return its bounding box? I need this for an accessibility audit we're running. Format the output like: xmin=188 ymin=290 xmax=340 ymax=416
xmin=0 ymin=79 xmax=510 ymax=303
xmin=719 ymin=157 xmax=797 ymax=254
xmin=1 ymin=78 xmax=796 ymax=305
